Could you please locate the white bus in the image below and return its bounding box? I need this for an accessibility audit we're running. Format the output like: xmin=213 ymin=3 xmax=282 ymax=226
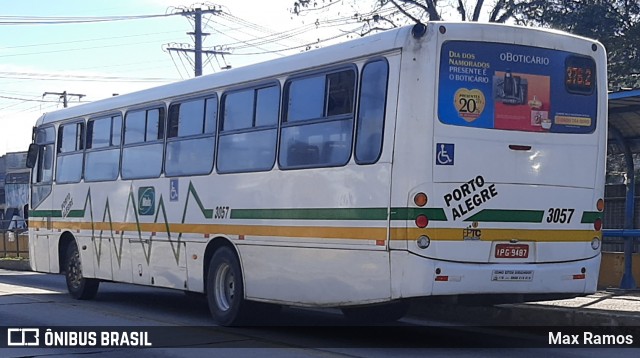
xmin=27 ymin=22 xmax=607 ymax=326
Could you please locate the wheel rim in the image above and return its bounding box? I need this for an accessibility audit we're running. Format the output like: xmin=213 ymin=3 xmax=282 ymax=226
xmin=67 ymin=249 xmax=82 ymax=289
xmin=214 ymin=262 xmax=235 ymax=312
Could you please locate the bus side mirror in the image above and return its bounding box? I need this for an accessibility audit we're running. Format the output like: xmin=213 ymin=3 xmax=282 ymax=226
xmin=26 ymin=143 xmax=39 ymax=168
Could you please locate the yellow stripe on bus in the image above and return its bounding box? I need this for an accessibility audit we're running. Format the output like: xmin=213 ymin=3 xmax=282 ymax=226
xmin=30 ymin=220 xmax=599 ymax=242
xmin=30 ymin=220 xmax=388 ymax=241
xmin=393 ymin=228 xmax=599 ymax=242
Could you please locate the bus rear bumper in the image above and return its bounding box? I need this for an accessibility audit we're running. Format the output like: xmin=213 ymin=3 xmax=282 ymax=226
xmin=391 ymin=252 xmax=600 ymax=298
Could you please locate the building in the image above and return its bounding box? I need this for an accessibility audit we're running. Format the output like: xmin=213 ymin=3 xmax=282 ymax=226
xmin=0 ymin=151 xmax=29 ymax=230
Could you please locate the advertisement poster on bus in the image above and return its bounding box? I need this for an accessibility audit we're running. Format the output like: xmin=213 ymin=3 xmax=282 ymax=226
xmin=438 ymin=41 xmax=597 ymax=134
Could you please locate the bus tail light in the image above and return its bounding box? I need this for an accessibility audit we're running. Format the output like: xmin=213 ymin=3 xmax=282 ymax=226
xmin=594 ymin=218 xmax=602 ymax=231
xmin=596 ymin=198 xmax=604 ymax=212
xmin=415 ymin=215 xmax=429 ymax=228
xmin=591 ymin=237 xmax=600 ymax=250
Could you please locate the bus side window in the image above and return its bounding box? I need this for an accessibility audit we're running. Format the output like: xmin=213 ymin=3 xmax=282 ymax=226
xmin=217 ymin=85 xmax=278 ymax=174
xmin=34 ymin=127 xmax=55 ymax=184
xmin=355 ymin=59 xmax=389 ymax=165
xmin=165 ymin=96 xmax=217 ymax=177
xmin=280 ymin=68 xmax=356 ymax=170
xmin=56 ymin=121 xmax=85 ymax=184
xmin=84 ymin=115 xmax=122 ymax=182
xmin=121 ymin=107 xmax=165 ymax=180
xmin=32 ymin=143 xmax=54 ymax=184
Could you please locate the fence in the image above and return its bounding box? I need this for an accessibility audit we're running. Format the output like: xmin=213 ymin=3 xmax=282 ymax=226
xmin=603 ymin=184 xmax=640 ymax=253
xmin=0 ymin=230 xmax=29 ymax=259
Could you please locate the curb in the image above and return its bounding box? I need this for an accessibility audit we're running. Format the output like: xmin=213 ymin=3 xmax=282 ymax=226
xmin=0 ymin=259 xmax=32 ymax=271
xmin=409 ymin=298 xmax=640 ymax=326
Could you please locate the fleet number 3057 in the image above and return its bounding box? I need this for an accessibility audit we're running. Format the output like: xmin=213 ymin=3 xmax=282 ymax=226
xmin=546 ymin=208 xmax=574 ymax=224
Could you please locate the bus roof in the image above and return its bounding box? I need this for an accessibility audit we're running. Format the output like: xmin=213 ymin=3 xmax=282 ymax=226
xmin=36 ymin=24 xmax=411 ymax=126
xmin=34 ymin=21 xmax=599 ymax=127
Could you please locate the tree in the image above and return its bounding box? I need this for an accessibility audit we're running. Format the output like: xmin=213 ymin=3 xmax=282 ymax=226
xmin=292 ymin=1 xmax=527 ymax=35
xmin=292 ymin=1 xmax=640 ymax=90
xmin=513 ymin=0 xmax=640 ymax=91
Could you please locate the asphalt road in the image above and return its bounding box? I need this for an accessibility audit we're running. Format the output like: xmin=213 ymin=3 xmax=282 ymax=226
xmin=0 ymin=269 xmax=634 ymax=357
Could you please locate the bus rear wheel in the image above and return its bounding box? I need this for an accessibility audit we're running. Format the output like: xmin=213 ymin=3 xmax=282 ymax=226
xmin=206 ymin=246 xmax=246 ymax=326
xmin=64 ymin=241 xmax=99 ymax=300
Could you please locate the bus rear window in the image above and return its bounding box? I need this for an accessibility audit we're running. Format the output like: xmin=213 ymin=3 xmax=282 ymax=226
xmin=438 ymin=41 xmax=597 ymax=134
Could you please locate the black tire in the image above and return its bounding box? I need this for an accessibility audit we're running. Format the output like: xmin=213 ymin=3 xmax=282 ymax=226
xmin=65 ymin=241 xmax=99 ymax=300
xmin=206 ymin=246 xmax=247 ymax=326
xmin=341 ymin=300 xmax=409 ymax=323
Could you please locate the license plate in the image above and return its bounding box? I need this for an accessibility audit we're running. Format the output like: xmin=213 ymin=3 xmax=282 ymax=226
xmin=495 ymin=244 xmax=529 ymax=258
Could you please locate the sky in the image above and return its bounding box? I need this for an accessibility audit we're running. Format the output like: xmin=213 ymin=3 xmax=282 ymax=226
xmin=0 ymin=0 xmax=371 ymax=156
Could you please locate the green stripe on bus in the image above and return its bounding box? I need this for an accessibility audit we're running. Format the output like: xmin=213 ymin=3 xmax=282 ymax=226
xmin=389 ymin=208 xmax=448 ymax=221
xmin=30 ymin=210 xmax=62 ymax=218
xmin=230 ymin=208 xmax=388 ymax=220
xmin=28 ymin=209 xmax=88 ymax=218
xmin=230 ymin=207 xmax=448 ymax=221
xmin=581 ymin=211 xmax=601 ymax=223
xmin=465 ymin=209 xmax=544 ymax=223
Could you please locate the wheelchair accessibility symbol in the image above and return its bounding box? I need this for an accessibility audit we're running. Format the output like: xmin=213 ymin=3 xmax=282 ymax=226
xmin=170 ymin=179 xmax=179 ymax=202
xmin=436 ymin=143 xmax=455 ymax=165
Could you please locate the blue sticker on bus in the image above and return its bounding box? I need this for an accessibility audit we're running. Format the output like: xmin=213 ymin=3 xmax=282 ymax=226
xmin=170 ymin=179 xmax=179 ymax=202
xmin=436 ymin=143 xmax=455 ymax=165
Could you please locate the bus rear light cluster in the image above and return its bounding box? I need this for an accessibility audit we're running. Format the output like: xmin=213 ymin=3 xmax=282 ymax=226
xmin=414 ymin=192 xmax=428 ymax=207
xmin=591 ymin=237 xmax=600 ymax=250
xmin=416 ymin=235 xmax=430 ymax=249
xmin=596 ymin=198 xmax=605 ymax=212
xmin=415 ymin=214 xmax=429 ymax=228
xmin=594 ymin=218 xmax=602 ymax=231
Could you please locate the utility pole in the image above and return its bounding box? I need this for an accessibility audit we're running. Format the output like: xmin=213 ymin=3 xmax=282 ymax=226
xmin=194 ymin=7 xmax=204 ymax=77
xmin=165 ymin=6 xmax=230 ymax=77
xmin=42 ymin=91 xmax=85 ymax=108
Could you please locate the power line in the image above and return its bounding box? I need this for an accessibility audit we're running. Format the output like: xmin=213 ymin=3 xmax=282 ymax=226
xmin=0 ymin=94 xmax=61 ymax=103
xmin=0 ymin=13 xmax=177 ymax=25
xmin=0 ymin=30 xmax=183 ymax=50
xmin=0 ymin=37 xmax=185 ymax=59
xmin=0 ymin=71 xmax=176 ymax=82
xmin=0 ymin=99 xmax=32 ymax=112
xmin=229 ymin=28 xmax=361 ymax=56
xmin=215 ymin=4 xmax=417 ymax=51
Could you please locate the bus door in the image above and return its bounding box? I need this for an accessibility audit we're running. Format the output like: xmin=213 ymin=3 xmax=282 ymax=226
xmin=29 ymin=127 xmax=56 ymax=272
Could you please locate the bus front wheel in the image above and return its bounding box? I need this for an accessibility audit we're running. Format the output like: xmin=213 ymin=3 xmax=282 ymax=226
xmin=206 ymin=246 xmax=246 ymax=326
xmin=64 ymin=241 xmax=99 ymax=300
